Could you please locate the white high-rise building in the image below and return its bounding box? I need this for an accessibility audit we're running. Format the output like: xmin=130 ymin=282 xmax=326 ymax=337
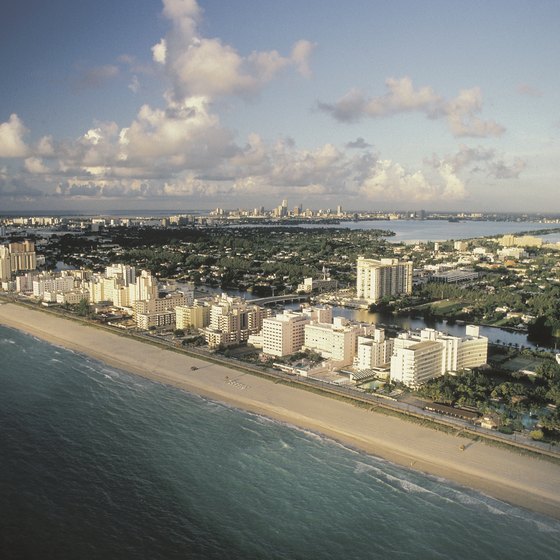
xmin=390 ymin=326 xmax=488 ymax=388
xmin=390 ymin=339 xmax=444 ymax=389
xmin=88 ymin=267 xmax=157 ymax=307
xmin=355 ymin=328 xmax=394 ymax=370
xmin=134 ymin=270 xmax=158 ymax=302
xmin=33 ymin=274 xmax=75 ymax=299
xmin=15 ymin=272 xmax=37 ymax=293
xmin=105 ymin=264 xmax=136 ymax=286
xmin=356 ymin=257 xmax=413 ymax=303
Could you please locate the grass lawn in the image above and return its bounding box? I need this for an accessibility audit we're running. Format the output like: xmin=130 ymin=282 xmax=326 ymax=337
xmin=500 ymin=355 xmax=545 ymax=373
xmin=429 ymin=299 xmax=465 ymax=314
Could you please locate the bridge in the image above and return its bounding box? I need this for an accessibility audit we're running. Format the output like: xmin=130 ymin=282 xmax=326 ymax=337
xmin=250 ymin=294 xmax=310 ymax=306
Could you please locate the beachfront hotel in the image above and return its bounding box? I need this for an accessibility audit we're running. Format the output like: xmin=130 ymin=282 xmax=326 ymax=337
xmin=203 ymin=294 xmax=272 ymax=348
xmin=262 ymin=311 xmax=310 ymax=357
xmin=356 ymin=257 xmax=413 ymax=304
xmin=390 ymin=339 xmax=444 ymax=388
xmin=355 ymin=329 xmax=394 ymax=370
xmin=390 ymin=326 xmax=488 ymax=388
xmin=176 ymin=301 xmax=211 ymax=330
xmin=303 ymin=316 xmax=374 ymax=367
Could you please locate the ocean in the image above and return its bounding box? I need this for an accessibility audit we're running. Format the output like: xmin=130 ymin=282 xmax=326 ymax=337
xmin=1 ymin=325 xmax=559 ymax=559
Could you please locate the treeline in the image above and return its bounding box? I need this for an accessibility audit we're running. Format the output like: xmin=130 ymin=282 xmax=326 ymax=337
xmin=417 ymin=360 xmax=560 ymax=437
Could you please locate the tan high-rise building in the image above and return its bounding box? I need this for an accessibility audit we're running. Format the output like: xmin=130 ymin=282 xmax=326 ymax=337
xmin=8 ymin=241 xmax=37 ymax=274
xmin=262 ymin=311 xmax=310 ymax=357
xmin=356 ymin=257 xmax=412 ymax=304
xmin=203 ymin=295 xmax=271 ymax=348
xmin=0 ymin=246 xmax=11 ymax=282
xmin=175 ymin=303 xmax=211 ymax=330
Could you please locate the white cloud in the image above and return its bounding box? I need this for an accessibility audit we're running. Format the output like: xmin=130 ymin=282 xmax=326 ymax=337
xmin=488 ymin=157 xmax=526 ymax=179
xmin=152 ymin=39 xmax=167 ymax=64
xmin=122 ymin=96 xmax=237 ymax=167
xmin=291 ymin=40 xmax=316 ymax=78
xmin=153 ymin=0 xmax=314 ymax=100
xmin=162 ymin=0 xmax=201 ymax=22
xmin=24 ymin=157 xmax=49 ymax=174
xmin=359 ymin=160 xmax=456 ymax=202
xmin=444 ymin=87 xmax=505 ymax=138
xmin=319 ymin=77 xmax=505 ymax=138
xmin=428 ymin=144 xmax=526 ymax=180
xmin=36 ymin=135 xmax=55 ymax=156
xmin=0 ymin=114 xmax=28 ymax=157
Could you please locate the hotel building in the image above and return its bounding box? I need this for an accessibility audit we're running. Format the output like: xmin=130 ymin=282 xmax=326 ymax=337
xmin=262 ymin=311 xmax=310 ymax=357
xmin=176 ymin=301 xmax=211 ymax=330
xmin=390 ymin=326 xmax=488 ymax=388
xmin=0 ymin=241 xmax=37 ymax=282
xmin=355 ymin=328 xmax=394 ymax=370
xmin=203 ymin=295 xmax=272 ymax=348
xmin=303 ymin=316 xmax=374 ymax=367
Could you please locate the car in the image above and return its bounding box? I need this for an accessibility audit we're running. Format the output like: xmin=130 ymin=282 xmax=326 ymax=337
xmin=190 ymin=366 xmax=198 ymax=371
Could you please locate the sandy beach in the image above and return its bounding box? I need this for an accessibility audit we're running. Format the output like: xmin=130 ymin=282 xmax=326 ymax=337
xmin=1 ymin=302 xmax=560 ymax=519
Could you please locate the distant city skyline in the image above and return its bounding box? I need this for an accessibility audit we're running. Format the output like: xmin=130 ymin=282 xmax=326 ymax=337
xmin=1 ymin=0 xmax=558 ymax=212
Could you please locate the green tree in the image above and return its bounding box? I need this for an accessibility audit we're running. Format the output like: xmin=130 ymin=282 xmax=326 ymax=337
xmin=76 ymin=298 xmax=90 ymax=317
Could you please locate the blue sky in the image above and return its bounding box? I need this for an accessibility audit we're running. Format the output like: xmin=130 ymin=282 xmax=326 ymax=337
xmin=1 ymin=0 xmax=558 ymax=212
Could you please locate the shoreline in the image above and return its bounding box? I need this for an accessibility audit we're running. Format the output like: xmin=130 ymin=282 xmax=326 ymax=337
xmin=1 ymin=302 xmax=560 ymax=520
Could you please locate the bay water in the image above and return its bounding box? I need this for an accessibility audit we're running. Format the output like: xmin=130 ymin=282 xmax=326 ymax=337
xmin=1 ymin=326 xmax=559 ymax=559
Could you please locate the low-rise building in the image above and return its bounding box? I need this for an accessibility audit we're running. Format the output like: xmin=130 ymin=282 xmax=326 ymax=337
xmin=136 ymin=310 xmax=176 ymax=330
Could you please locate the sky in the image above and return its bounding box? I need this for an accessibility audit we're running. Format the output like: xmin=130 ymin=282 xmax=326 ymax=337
xmin=0 ymin=0 xmax=559 ymax=213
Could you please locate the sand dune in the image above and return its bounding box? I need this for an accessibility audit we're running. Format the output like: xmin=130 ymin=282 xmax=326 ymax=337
xmin=1 ymin=302 xmax=559 ymax=519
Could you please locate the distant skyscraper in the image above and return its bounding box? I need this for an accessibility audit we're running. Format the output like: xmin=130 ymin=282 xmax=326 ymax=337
xmin=279 ymin=199 xmax=288 ymax=217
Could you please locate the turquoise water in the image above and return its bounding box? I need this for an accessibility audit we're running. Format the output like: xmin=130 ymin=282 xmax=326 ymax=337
xmin=1 ymin=325 xmax=559 ymax=559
